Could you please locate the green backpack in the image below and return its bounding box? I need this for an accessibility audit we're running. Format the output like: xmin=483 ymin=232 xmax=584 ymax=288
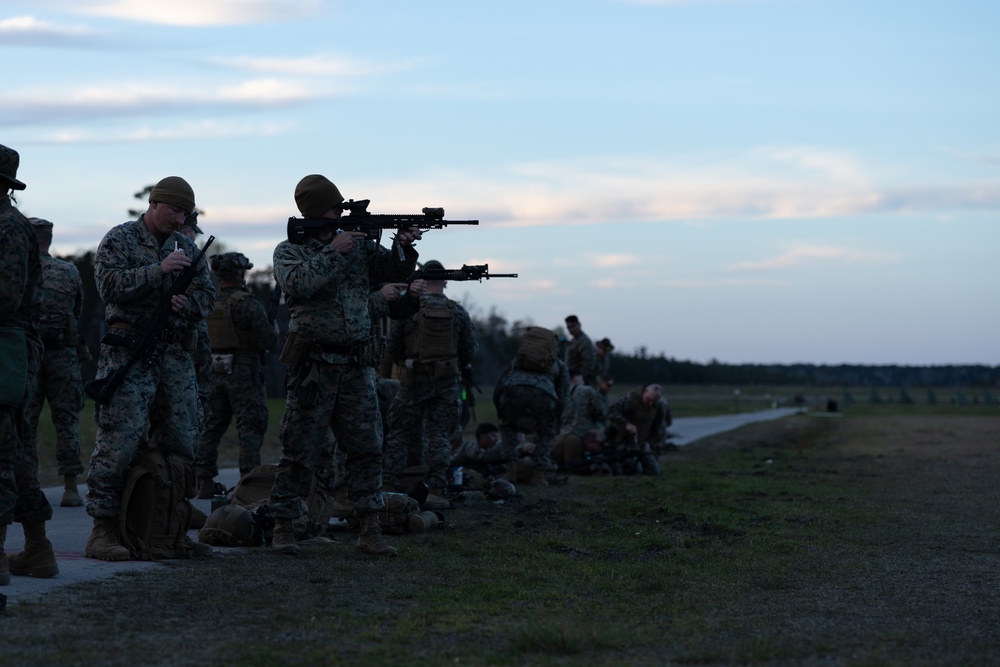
xmin=119 ymin=445 xmax=197 ymax=560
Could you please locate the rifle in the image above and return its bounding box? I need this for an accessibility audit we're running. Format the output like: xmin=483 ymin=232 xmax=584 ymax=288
xmin=460 ymin=364 xmax=482 ymax=425
xmin=286 ymin=198 xmax=479 ymax=259
xmin=85 ymin=236 xmax=216 ymax=405
xmin=410 ymin=263 xmax=517 ymax=282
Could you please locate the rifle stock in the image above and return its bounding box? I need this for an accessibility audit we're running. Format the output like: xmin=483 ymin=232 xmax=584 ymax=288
xmin=85 ymin=235 xmax=215 ymax=405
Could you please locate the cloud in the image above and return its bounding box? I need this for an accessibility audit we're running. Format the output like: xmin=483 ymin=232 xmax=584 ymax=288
xmin=364 ymin=148 xmax=1000 ymax=228
xmin=728 ymin=244 xmax=899 ymax=272
xmin=0 ymin=15 xmax=100 ymax=44
xmin=208 ymin=54 xmax=420 ymax=77
xmin=0 ymin=79 xmax=326 ymax=125
xmin=589 ymin=253 xmax=640 ymax=268
xmin=43 ymin=0 xmax=322 ymax=26
xmin=32 ymin=119 xmax=294 ymax=145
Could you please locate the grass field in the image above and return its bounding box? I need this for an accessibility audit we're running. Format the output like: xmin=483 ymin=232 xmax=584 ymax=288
xmin=7 ymin=410 xmax=999 ymax=665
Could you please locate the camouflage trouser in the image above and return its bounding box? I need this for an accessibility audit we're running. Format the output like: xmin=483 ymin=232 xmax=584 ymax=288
xmin=496 ymin=385 xmax=558 ymax=471
xmin=383 ymin=376 xmax=461 ymax=490
xmin=196 ymin=363 xmax=268 ymax=478
xmin=268 ymin=360 xmax=384 ymax=520
xmin=4 ymin=336 xmax=52 ymax=526
xmin=26 ymin=346 xmax=84 ymax=477
xmin=86 ymin=343 xmax=200 ymax=519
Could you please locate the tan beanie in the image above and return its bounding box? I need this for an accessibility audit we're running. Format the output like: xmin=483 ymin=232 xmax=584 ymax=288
xmin=294 ymin=174 xmax=343 ymax=218
xmin=149 ymin=176 xmax=195 ymax=214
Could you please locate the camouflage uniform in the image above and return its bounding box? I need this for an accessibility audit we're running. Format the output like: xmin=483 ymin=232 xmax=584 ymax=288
xmin=383 ymin=292 xmax=477 ymax=490
xmin=196 ymin=283 xmax=278 ymax=479
xmin=606 ymin=389 xmax=672 ymax=476
xmin=492 ymin=358 xmax=570 ymax=471
xmin=268 ymin=234 xmax=416 ymax=521
xmin=559 ymin=383 xmax=608 ymax=438
xmin=26 ymin=229 xmax=86 ymax=479
xmin=0 ymin=194 xmax=50 ymax=529
xmin=86 ymin=218 xmax=216 ymax=518
xmin=565 ymin=329 xmax=598 ymax=387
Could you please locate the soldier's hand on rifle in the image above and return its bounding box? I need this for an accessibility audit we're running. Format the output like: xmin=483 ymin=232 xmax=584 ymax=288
xmin=161 ymin=250 xmax=191 ymax=274
xmin=395 ymin=227 xmax=422 ymax=245
xmin=329 ymin=230 xmax=365 ymax=255
xmin=408 ymin=279 xmax=427 ymax=298
xmin=379 ymin=282 xmax=409 ymax=302
xmin=170 ymin=293 xmax=188 ymax=314
xmin=625 ymin=423 xmax=638 ymax=437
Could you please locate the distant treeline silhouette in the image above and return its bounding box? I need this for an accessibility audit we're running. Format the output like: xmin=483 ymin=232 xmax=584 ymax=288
xmin=67 ymin=252 xmax=997 ymax=393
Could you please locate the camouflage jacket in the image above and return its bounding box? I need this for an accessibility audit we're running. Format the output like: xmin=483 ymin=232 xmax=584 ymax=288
xmin=94 ymin=216 xmax=215 ymax=331
xmin=560 ymin=384 xmax=608 ymax=437
xmin=37 ymin=251 xmax=83 ymax=331
xmin=451 ymin=439 xmax=508 ymax=466
xmin=607 ymin=391 xmax=672 ymax=448
xmin=565 ymin=330 xmax=598 ymax=382
xmin=273 ymin=235 xmax=416 ymax=363
xmin=0 ymin=195 xmax=41 ymax=334
xmin=213 ymin=285 xmax=279 ymax=353
xmin=494 ymin=357 xmax=570 ymax=407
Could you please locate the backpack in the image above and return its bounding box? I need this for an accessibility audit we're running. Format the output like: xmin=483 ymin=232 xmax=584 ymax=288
xmin=407 ymin=300 xmax=459 ymax=380
xmin=119 ymin=445 xmax=197 ymax=560
xmin=514 ymin=326 xmax=557 ymax=373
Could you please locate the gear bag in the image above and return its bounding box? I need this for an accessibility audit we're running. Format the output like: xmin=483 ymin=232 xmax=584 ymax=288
xmin=119 ymin=444 xmax=197 ymax=560
xmin=514 ymin=326 xmax=557 ymax=373
xmin=409 ymin=301 xmax=459 ymax=380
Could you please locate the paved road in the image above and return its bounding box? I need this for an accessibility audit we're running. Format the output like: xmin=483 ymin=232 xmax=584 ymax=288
xmin=1 ymin=407 xmax=800 ymax=607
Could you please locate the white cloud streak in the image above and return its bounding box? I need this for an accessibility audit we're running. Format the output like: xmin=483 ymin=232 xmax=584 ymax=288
xmin=43 ymin=0 xmax=322 ymax=26
xmin=728 ymin=244 xmax=899 ymax=272
xmin=0 ymin=15 xmax=100 ymax=43
xmin=0 ymin=79 xmax=326 ymax=125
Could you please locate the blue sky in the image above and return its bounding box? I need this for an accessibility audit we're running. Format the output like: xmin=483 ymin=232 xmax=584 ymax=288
xmin=3 ymin=0 xmax=997 ymax=365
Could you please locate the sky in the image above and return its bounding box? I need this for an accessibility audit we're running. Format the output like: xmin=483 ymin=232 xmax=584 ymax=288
xmin=2 ymin=0 xmax=997 ymax=366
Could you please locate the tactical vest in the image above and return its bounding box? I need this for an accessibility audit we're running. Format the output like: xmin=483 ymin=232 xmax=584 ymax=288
xmin=206 ymin=290 xmax=254 ymax=352
xmin=406 ymin=300 xmax=457 ymax=364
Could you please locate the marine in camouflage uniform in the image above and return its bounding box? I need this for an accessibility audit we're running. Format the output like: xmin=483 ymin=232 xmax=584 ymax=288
xmin=84 ymin=176 xmax=216 ymax=561
xmin=383 ymin=261 xmax=478 ymax=500
xmin=0 ymin=144 xmax=58 ymax=583
xmin=25 ymin=217 xmax=87 ymax=508
xmin=606 ymin=383 xmax=672 ymax=476
xmin=564 ymin=314 xmax=599 ymax=388
xmin=492 ymin=330 xmax=570 ymax=475
xmin=196 ymin=252 xmax=278 ymax=494
xmin=559 ymin=370 xmax=609 ymax=438
xmin=268 ymin=174 xmax=418 ymax=557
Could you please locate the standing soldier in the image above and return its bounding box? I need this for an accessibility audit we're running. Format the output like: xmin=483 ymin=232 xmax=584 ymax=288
xmin=84 ymin=176 xmax=215 ymax=561
xmin=595 ymin=337 xmax=614 ymax=384
xmin=195 ymin=252 xmax=278 ymax=497
xmin=1 ymin=144 xmax=59 ymax=582
xmin=25 ymin=217 xmax=87 ymax=508
xmin=267 ymin=174 xmax=419 ymax=557
xmin=383 ymin=260 xmax=478 ymax=507
xmin=564 ymin=315 xmax=599 ymax=388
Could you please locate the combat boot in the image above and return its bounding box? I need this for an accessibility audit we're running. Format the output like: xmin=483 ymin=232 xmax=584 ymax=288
xmin=8 ymin=522 xmax=59 ymax=578
xmin=356 ymin=512 xmax=397 ymax=557
xmin=0 ymin=524 xmax=10 ymax=586
xmin=84 ymin=517 xmax=130 ymax=561
xmin=61 ymin=474 xmax=83 ymax=507
xmin=184 ymin=535 xmax=214 ymax=558
xmin=196 ymin=476 xmax=215 ymax=500
xmin=271 ymin=519 xmax=300 ymax=555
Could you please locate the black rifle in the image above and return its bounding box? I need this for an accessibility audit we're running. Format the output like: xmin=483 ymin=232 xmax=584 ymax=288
xmin=410 ymin=263 xmax=517 ymax=282
xmin=286 ymin=199 xmax=479 ymax=259
xmin=460 ymin=364 xmax=481 ymax=426
xmin=85 ymin=236 xmax=216 ymax=405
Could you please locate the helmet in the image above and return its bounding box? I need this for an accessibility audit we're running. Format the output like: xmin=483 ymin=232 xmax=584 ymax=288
xmin=198 ymin=504 xmax=255 ymax=546
xmin=210 ymin=252 xmax=253 ymax=277
xmin=484 ymin=478 xmax=517 ymax=500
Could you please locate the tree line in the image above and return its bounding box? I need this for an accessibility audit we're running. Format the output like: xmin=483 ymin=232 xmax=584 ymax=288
xmin=66 ymin=252 xmax=998 ymax=394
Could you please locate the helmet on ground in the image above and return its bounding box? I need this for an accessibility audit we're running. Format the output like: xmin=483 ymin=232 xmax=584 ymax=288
xmin=198 ymin=504 xmax=255 ymax=546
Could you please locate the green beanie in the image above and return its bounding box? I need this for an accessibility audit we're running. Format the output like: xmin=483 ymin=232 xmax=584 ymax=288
xmin=294 ymin=174 xmax=343 ymax=218
xmin=149 ymin=176 xmax=195 ymax=214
